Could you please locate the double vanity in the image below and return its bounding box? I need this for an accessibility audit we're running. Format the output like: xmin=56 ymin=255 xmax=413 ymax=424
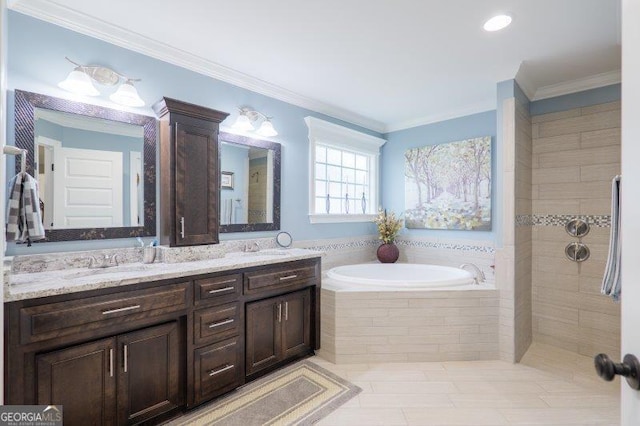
xmin=5 ymin=91 xmax=321 ymax=425
xmin=4 ymin=249 xmax=322 ymax=425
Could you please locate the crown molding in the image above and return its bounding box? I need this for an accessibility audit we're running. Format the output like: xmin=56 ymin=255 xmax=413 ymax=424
xmin=9 ymin=0 xmax=386 ymax=133
xmin=385 ymin=101 xmax=496 ymax=133
xmin=532 ymin=70 xmax=621 ymax=101
xmin=514 ymin=69 xmax=536 ymax=101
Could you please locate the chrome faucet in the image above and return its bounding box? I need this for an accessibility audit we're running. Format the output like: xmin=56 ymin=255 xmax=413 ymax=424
xmin=87 ymin=254 xmax=120 ymax=269
xmin=243 ymin=241 xmax=261 ymax=253
xmin=459 ymin=263 xmax=486 ymax=284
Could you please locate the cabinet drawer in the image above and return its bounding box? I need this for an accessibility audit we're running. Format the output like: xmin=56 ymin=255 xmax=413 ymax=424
xmin=19 ymin=282 xmax=189 ymax=344
xmin=244 ymin=261 xmax=318 ymax=295
xmin=194 ymin=302 xmax=240 ymax=345
xmin=194 ymin=336 xmax=243 ymax=405
xmin=194 ymin=273 xmax=241 ymax=306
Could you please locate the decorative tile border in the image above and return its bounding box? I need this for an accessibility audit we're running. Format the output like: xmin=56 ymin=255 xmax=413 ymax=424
xmin=301 ymin=237 xmax=495 ymax=254
xmin=516 ymin=214 xmax=611 ymax=227
xmin=301 ymin=239 xmax=379 ymax=252
xmin=396 ymin=239 xmax=495 ymax=254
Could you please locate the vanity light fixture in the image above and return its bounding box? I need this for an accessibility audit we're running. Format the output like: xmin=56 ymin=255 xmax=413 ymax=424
xmin=231 ymin=107 xmax=278 ymax=137
xmin=483 ymin=14 xmax=513 ymax=32
xmin=58 ymin=57 xmax=145 ymax=107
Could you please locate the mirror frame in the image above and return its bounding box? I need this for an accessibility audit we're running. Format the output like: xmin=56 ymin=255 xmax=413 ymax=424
xmin=13 ymin=90 xmax=157 ymax=242
xmin=218 ymin=131 xmax=281 ymax=233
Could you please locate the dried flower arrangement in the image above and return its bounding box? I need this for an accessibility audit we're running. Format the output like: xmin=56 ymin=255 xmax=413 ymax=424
xmin=373 ymin=209 xmax=403 ymax=244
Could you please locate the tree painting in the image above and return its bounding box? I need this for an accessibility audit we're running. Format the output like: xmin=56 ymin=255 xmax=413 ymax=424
xmin=404 ymin=136 xmax=491 ymax=230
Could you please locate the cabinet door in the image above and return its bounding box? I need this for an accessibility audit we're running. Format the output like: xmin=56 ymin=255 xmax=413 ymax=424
xmin=117 ymin=322 xmax=182 ymax=425
xmin=282 ymin=289 xmax=312 ymax=360
xmin=245 ymin=297 xmax=281 ymax=376
xmin=175 ymin=122 xmax=219 ymax=246
xmin=36 ymin=338 xmax=117 ymax=426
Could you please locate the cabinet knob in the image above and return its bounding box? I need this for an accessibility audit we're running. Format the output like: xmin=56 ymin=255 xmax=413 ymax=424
xmin=594 ymin=353 xmax=640 ymax=390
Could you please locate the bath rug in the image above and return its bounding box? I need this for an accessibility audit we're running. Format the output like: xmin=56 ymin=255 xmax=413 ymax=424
xmin=165 ymin=359 xmax=361 ymax=425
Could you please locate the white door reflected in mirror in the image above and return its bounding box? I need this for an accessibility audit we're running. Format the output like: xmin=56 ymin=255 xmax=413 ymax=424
xmin=33 ymin=107 xmax=144 ymax=229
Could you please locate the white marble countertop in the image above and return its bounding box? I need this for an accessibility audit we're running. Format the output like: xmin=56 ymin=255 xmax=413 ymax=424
xmin=5 ymin=248 xmax=323 ymax=302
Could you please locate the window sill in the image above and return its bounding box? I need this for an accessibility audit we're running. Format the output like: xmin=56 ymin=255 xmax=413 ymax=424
xmin=309 ymin=214 xmax=376 ymax=224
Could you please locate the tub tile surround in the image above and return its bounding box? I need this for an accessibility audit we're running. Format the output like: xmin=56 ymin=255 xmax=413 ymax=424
xmin=318 ymin=235 xmax=498 ymax=364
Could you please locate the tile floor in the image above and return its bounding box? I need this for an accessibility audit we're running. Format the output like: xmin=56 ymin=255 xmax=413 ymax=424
xmin=311 ymin=342 xmax=620 ymax=425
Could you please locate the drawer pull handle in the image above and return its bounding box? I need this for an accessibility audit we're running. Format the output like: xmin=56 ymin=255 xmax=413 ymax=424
xmin=217 ymin=341 xmax=237 ymax=351
xmin=180 ymin=216 xmax=185 ymax=239
xmin=277 ymin=303 xmax=282 ymax=323
xmin=209 ymin=364 xmax=234 ymax=376
xmin=208 ymin=318 xmax=234 ymax=328
xmin=208 ymin=286 xmax=235 ymax=294
xmin=279 ymin=274 xmax=298 ymax=281
xmin=109 ymin=348 xmax=114 ymax=378
xmin=102 ymin=305 xmax=141 ymax=315
xmin=124 ymin=344 xmax=128 ymax=373
xmin=285 ymin=301 xmax=288 ymax=321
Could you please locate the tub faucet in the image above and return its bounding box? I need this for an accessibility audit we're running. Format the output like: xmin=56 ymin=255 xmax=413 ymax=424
xmin=243 ymin=241 xmax=261 ymax=253
xmin=459 ymin=263 xmax=485 ymax=284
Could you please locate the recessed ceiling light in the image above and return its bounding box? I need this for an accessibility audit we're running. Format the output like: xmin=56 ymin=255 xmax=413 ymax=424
xmin=483 ymin=14 xmax=512 ymax=32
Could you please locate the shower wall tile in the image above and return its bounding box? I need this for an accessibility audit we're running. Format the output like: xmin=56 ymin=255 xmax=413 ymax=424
xmin=580 ymin=100 xmax=621 ymax=115
xmin=532 ymin=134 xmax=580 ymax=154
xmin=532 ymin=167 xmax=580 ymax=185
xmin=581 ymin=127 xmax=620 ymax=148
xmin=580 ymin=198 xmax=612 ymax=215
xmin=536 ymin=145 xmax=620 ymax=169
xmin=531 ymin=108 xmax=581 ymax=124
xmin=531 ymin=101 xmax=621 ymax=360
xmin=536 ymin=109 xmax=620 ymax=138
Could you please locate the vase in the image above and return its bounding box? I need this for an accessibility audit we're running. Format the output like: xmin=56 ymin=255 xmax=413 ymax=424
xmin=377 ymin=242 xmax=399 ymax=263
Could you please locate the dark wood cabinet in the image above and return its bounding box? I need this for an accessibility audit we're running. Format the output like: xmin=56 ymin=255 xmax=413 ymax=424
xmin=36 ymin=338 xmax=117 ymax=426
xmin=35 ymin=322 xmax=181 ymax=426
xmin=245 ymin=288 xmax=312 ymax=377
xmin=7 ymin=257 xmax=320 ymax=425
xmin=118 ymin=322 xmax=182 ymax=425
xmin=153 ymin=98 xmax=229 ymax=247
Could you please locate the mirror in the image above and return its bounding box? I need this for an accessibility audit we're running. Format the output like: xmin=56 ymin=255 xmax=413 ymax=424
xmin=218 ymin=131 xmax=280 ymax=233
xmin=13 ymin=90 xmax=156 ymax=242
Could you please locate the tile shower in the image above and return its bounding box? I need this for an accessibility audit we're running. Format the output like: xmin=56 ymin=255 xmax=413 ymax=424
xmin=529 ymin=101 xmax=621 ymax=360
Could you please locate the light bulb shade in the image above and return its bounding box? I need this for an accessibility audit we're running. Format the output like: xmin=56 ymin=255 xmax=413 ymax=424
xmin=483 ymin=14 xmax=512 ymax=32
xmin=232 ymin=114 xmax=255 ymax=131
xmin=109 ymin=81 xmax=145 ymax=107
xmin=256 ymin=120 xmax=278 ymax=137
xmin=58 ymin=68 xmax=100 ymax=96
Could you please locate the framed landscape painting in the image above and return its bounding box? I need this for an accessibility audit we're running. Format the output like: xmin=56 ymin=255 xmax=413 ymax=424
xmin=404 ymin=136 xmax=491 ymax=230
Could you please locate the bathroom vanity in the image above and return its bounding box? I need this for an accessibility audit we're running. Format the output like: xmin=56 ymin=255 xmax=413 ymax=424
xmin=4 ymin=252 xmax=321 ymax=425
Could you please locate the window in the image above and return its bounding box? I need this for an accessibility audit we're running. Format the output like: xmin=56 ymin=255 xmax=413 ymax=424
xmin=304 ymin=117 xmax=386 ymax=223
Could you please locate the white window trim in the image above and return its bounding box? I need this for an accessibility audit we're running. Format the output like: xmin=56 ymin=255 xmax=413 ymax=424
xmin=304 ymin=116 xmax=386 ymax=224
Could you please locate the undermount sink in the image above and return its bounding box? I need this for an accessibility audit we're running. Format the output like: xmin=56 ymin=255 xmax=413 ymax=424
xmin=64 ymin=264 xmax=155 ymax=280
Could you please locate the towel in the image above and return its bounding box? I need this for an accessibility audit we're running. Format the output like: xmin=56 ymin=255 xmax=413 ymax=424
xmin=6 ymin=172 xmax=45 ymax=246
xmin=601 ymin=175 xmax=621 ymax=301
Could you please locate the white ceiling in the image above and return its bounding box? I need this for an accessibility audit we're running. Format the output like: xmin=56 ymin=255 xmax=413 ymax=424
xmin=9 ymin=0 xmax=621 ymax=133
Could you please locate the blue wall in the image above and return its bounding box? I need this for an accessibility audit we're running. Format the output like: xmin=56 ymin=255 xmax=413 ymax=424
xmin=381 ymin=110 xmax=497 ymax=241
xmin=5 ymin=11 xmax=382 ymax=254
